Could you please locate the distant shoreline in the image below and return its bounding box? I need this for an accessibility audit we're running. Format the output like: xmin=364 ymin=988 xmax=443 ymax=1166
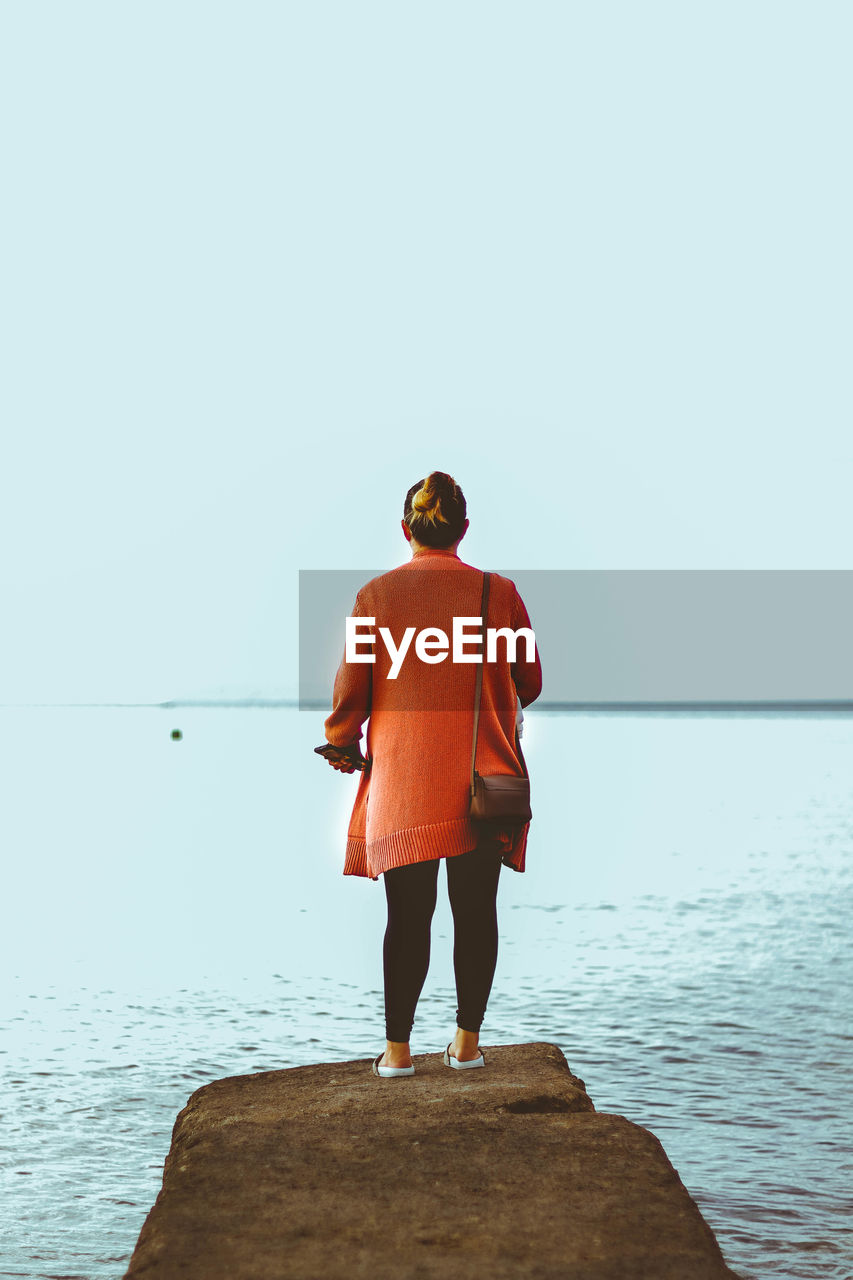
xmin=5 ymin=699 xmax=853 ymax=715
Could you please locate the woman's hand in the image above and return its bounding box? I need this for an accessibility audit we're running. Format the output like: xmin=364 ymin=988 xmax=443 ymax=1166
xmin=317 ymin=741 xmax=368 ymax=773
xmin=326 ymin=750 xmax=359 ymax=774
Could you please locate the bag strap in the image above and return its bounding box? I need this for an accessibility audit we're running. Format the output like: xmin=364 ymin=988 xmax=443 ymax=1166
xmin=469 ymin=570 xmax=529 ymax=795
xmin=469 ymin=571 xmax=490 ymax=795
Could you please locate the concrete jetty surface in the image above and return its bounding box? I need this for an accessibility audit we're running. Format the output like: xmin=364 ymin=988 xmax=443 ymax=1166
xmin=124 ymin=1042 xmax=740 ymax=1279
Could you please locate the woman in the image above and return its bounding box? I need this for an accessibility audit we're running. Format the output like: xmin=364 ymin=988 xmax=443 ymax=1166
xmin=320 ymin=472 xmax=542 ymax=1077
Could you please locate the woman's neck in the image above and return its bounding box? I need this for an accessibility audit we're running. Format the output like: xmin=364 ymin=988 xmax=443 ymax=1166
xmin=411 ymin=544 xmax=460 ymax=558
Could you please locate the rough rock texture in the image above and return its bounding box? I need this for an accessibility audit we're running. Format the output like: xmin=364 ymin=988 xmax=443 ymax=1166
xmin=125 ymin=1042 xmax=740 ymax=1279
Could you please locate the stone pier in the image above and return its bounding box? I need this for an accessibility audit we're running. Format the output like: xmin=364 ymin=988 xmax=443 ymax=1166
xmin=124 ymin=1042 xmax=740 ymax=1279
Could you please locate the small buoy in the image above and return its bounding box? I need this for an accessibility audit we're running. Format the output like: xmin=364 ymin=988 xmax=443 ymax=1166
xmin=171 ymin=729 xmax=183 ymax=741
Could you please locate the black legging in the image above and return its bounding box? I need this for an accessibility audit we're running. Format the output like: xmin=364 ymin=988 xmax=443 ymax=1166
xmin=382 ymin=838 xmax=503 ymax=1043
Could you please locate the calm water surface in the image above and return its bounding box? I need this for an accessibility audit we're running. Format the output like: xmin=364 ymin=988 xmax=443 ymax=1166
xmin=1 ymin=707 xmax=851 ymax=1279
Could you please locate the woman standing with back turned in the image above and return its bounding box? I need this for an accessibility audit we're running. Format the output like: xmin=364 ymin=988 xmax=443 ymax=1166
xmin=320 ymin=472 xmax=542 ymax=1076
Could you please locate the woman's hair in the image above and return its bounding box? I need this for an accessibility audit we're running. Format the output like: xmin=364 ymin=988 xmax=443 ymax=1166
xmin=403 ymin=471 xmax=467 ymax=548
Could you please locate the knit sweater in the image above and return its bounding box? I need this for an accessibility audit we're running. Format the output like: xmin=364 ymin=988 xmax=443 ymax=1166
xmin=323 ymin=547 xmax=542 ymax=879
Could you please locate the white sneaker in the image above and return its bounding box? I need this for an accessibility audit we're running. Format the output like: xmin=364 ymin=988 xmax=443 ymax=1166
xmin=372 ymin=1053 xmax=415 ymax=1077
xmin=443 ymin=1042 xmax=485 ymax=1069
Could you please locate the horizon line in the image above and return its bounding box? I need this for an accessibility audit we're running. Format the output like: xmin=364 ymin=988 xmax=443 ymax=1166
xmin=4 ymin=698 xmax=853 ymax=714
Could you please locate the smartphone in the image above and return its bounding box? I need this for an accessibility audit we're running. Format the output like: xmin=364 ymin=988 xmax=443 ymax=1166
xmin=314 ymin=743 xmax=369 ymax=770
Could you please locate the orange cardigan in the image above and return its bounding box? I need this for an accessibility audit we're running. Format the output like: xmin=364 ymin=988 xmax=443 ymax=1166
xmin=324 ymin=548 xmax=542 ymax=879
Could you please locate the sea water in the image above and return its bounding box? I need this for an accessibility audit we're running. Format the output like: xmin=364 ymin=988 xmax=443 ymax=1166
xmin=1 ymin=706 xmax=851 ymax=1279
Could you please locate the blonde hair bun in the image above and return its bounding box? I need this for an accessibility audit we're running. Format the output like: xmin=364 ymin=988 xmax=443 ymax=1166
xmin=411 ymin=472 xmax=451 ymax=525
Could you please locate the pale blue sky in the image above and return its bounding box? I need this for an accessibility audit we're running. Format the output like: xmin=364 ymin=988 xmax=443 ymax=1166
xmin=2 ymin=2 xmax=851 ymax=704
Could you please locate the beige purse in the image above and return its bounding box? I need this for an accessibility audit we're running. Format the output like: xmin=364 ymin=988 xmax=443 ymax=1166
xmin=468 ymin=572 xmax=532 ymax=825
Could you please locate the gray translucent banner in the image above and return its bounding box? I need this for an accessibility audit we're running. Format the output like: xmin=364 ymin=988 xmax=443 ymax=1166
xmin=299 ymin=569 xmax=853 ymax=710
